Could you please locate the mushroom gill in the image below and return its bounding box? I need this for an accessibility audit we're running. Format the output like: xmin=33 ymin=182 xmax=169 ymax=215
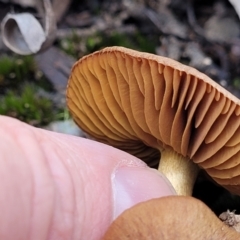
xmin=67 ymin=46 xmax=240 ymax=196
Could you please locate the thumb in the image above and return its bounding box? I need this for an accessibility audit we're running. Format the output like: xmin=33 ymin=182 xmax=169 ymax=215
xmin=42 ymin=128 xmax=176 ymax=239
xmin=0 ymin=116 xmax=175 ymax=240
xmin=112 ymin=163 xmax=176 ymax=218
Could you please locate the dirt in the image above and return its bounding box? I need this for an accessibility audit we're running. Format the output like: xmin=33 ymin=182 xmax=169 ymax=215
xmin=220 ymin=210 xmax=240 ymax=232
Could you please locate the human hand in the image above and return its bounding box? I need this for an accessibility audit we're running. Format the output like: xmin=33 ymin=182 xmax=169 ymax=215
xmin=0 ymin=116 xmax=175 ymax=240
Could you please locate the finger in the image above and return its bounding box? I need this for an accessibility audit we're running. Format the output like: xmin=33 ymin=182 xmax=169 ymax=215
xmin=0 ymin=116 xmax=175 ymax=240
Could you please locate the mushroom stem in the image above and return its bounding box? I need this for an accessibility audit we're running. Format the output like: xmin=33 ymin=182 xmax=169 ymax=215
xmin=158 ymin=148 xmax=199 ymax=195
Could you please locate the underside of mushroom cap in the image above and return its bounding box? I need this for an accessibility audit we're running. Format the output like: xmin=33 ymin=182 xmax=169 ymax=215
xmin=67 ymin=46 xmax=240 ymax=195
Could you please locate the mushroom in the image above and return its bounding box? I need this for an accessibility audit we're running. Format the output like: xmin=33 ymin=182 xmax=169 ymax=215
xmin=67 ymin=46 xmax=240 ymax=196
xmin=102 ymin=196 xmax=240 ymax=239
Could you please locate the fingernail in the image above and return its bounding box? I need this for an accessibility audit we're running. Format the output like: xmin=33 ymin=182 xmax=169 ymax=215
xmin=112 ymin=166 xmax=176 ymax=219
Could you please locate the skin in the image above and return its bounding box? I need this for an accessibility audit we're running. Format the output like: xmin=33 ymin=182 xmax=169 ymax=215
xmin=0 ymin=116 xmax=175 ymax=240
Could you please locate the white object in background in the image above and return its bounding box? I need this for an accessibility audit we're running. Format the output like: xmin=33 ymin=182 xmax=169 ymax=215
xmin=228 ymin=0 xmax=240 ymax=20
xmin=1 ymin=0 xmax=56 ymax=55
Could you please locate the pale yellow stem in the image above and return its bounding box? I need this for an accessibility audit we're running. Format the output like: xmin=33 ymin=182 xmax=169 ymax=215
xmin=158 ymin=148 xmax=199 ymax=195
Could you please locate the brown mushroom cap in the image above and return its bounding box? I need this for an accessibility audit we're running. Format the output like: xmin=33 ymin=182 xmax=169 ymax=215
xmin=102 ymin=196 xmax=240 ymax=239
xmin=67 ymin=46 xmax=240 ymax=195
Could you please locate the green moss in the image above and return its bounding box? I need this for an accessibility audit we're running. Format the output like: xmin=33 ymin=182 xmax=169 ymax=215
xmin=0 ymin=55 xmax=15 ymax=77
xmin=0 ymin=53 xmax=62 ymax=126
xmin=0 ymin=54 xmax=36 ymax=92
xmin=55 ymin=108 xmax=70 ymax=121
xmin=85 ymin=32 xmax=133 ymax=52
xmin=0 ymin=55 xmax=34 ymax=79
xmin=85 ymin=31 xmax=156 ymax=54
xmin=0 ymin=84 xmax=56 ymax=126
xmin=233 ymin=78 xmax=240 ymax=90
xmin=134 ymin=32 xmax=156 ymax=53
xmin=59 ymin=31 xmax=82 ymax=59
xmin=59 ymin=30 xmax=157 ymax=59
